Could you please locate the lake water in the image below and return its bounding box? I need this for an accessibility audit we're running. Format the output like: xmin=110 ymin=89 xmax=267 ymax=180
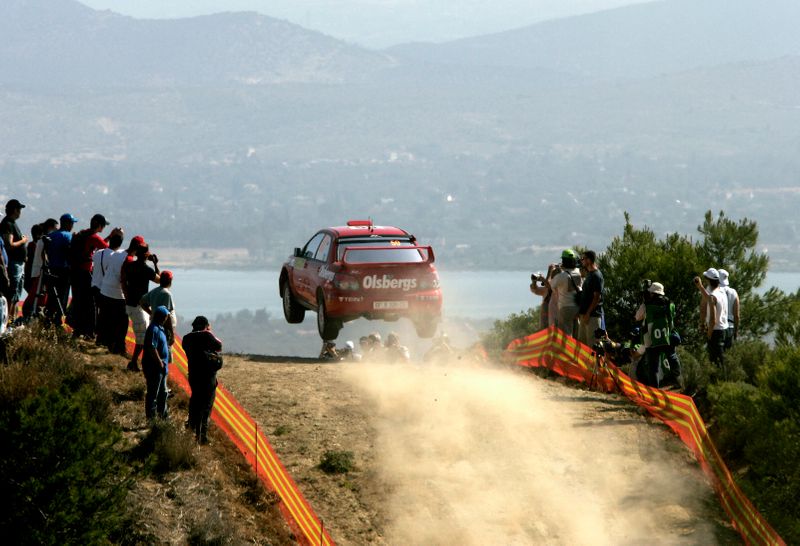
xmin=168 ymin=269 xmax=800 ymax=322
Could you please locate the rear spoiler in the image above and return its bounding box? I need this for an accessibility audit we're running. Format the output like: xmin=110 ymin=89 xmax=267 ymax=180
xmin=340 ymin=245 xmax=435 ymax=265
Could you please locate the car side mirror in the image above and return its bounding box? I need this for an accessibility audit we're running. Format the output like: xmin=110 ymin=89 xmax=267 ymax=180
xmin=293 ymin=247 xmax=302 ymax=257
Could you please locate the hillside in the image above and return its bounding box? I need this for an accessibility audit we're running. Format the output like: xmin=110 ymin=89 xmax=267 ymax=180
xmin=0 ymin=0 xmax=392 ymax=86
xmin=387 ymin=0 xmax=800 ymax=80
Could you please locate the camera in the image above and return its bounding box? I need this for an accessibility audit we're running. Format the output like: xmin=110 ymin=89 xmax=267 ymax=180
xmin=591 ymin=327 xmax=640 ymax=366
xmin=531 ymin=272 xmax=545 ymax=284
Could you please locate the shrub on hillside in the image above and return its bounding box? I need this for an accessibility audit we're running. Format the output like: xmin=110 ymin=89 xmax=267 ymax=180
xmin=0 ymin=326 xmax=131 ymax=544
xmin=708 ymin=347 xmax=800 ymax=543
xmin=480 ymin=307 xmax=540 ymax=358
xmin=0 ymin=385 xmax=129 ymax=544
xmin=138 ymin=419 xmax=197 ymax=475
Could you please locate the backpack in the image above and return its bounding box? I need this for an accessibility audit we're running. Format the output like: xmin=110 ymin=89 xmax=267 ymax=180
xmin=68 ymin=229 xmax=92 ymax=269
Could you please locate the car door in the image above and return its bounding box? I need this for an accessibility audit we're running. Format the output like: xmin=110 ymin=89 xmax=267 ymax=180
xmin=307 ymin=233 xmax=333 ymax=303
xmin=294 ymin=232 xmax=325 ymax=304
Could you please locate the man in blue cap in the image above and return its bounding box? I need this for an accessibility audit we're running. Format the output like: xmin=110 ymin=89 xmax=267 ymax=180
xmin=43 ymin=213 xmax=78 ymax=323
xmin=142 ymin=305 xmax=171 ymax=420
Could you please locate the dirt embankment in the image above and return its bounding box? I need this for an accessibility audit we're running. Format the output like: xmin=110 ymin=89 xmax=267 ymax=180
xmin=219 ymin=356 xmax=742 ymax=546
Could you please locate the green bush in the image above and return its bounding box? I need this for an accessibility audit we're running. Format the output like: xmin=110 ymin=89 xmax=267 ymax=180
xmin=723 ymin=339 xmax=769 ymax=384
xmin=708 ymin=347 xmax=800 ymax=543
xmin=480 ymin=307 xmax=540 ymax=358
xmin=139 ymin=419 xmax=197 ymax=475
xmin=0 ymin=385 xmax=129 ymax=545
xmin=318 ymin=450 xmax=355 ymax=474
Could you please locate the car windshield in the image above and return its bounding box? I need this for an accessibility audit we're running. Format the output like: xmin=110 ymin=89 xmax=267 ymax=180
xmin=338 ymin=240 xmax=425 ymax=264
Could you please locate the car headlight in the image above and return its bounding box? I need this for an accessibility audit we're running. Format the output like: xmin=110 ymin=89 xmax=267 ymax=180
xmin=334 ymin=277 xmax=360 ymax=290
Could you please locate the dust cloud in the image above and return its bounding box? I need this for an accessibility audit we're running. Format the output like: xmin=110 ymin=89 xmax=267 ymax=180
xmin=341 ymin=361 xmax=719 ymax=545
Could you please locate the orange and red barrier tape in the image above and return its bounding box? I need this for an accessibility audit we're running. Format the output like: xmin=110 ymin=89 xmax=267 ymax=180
xmin=506 ymin=326 xmax=785 ymax=546
xmin=125 ymin=328 xmax=334 ymax=546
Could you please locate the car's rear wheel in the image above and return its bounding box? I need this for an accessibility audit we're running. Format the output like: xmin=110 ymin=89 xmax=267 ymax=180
xmin=317 ymin=293 xmax=342 ymax=341
xmin=414 ymin=316 xmax=439 ymax=338
xmin=282 ymin=281 xmax=305 ymax=324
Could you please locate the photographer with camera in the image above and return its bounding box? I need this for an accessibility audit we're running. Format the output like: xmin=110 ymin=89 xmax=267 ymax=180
xmin=530 ymin=263 xmax=561 ymax=330
xmin=634 ymin=282 xmax=680 ymax=388
xmin=544 ymin=249 xmax=582 ymax=337
xmin=121 ymin=243 xmax=161 ymax=371
xmin=577 ymin=250 xmax=604 ymax=347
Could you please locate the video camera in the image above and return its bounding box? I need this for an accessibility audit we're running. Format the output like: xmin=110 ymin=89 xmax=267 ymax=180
xmin=591 ymin=327 xmax=640 ymax=366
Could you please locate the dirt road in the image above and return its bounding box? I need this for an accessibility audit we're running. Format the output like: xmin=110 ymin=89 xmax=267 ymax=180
xmin=219 ymin=355 xmax=740 ymax=545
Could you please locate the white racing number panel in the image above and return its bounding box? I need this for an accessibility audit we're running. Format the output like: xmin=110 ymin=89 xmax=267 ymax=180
xmin=373 ymin=301 xmax=409 ymax=310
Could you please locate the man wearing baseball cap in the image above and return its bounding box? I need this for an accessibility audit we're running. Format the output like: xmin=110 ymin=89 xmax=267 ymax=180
xmin=142 ymin=306 xmax=171 ymax=420
xmin=183 ymin=315 xmax=223 ymax=444
xmin=0 ymin=199 xmax=29 ymax=319
xmin=43 ymin=213 xmax=78 ymax=323
xmin=718 ymin=269 xmax=740 ymax=350
xmin=695 ymin=268 xmax=728 ymax=376
xmin=69 ymin=213 xmax=122 ymax=338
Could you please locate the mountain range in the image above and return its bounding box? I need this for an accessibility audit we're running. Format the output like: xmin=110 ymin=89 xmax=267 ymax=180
xmin=2 ymin=0 xmax=800 ymax=269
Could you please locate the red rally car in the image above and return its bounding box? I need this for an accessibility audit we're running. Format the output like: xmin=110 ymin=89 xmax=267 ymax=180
xmin=279 ymin=220 xmax=442 ymax=340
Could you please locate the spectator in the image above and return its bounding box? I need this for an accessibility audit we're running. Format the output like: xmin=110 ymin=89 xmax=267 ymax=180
xmin=183 ymin=316 xmax=223 ymax=444
xmin=577 ymin=250 xmax=605 ymax=347
xmin=319 ymin=340 xmax=339 ymax=360
xmin=69 ymin=214 xmax=121 ymax=338
xmin=384 ymin=332 xmax=410 ymax=363
xmin=696 ymin=268 xmax=728 ymax=377
xmin=545 ymin=249 xmax=583 ymax=337
xmin=0 ymin=199 xmax=29 ymax=320
xmin=24 ymin=222 xmax=44 ymax=297
xmin=718 ymin=268 xmax=740 ymax=350
xmin=140 ymin=270 xmax=176 ymax=346
xmin=99 ymin=235 xmax=145 ymax=356
xmin=22 ymin=218 xmax=58 ymax=318
xmin=358 ymin=336 xmax=371 ymax=361
xmin=121 ymin=244 xmax=160 ymax=371
xmin=423 ymin=333 xmax=455 ymax=364
xmin=44 ymin=213 xmax=77 ymax=324
xmin=634 ymin=282 xmax=677 ymax=388
xmin=0 ymin=237 xmax=9 ymax=308
xmin=92 ymin=230 xmax=125 ymax=350
xmin=530 ymin=263 xmax=560 ymax=330
xmin=142 ymin=305 xmax=171 ymax=421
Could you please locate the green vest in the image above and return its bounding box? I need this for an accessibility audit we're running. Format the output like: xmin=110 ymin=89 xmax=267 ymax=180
xmin=644 ymin=301 xmax=675 ymax=348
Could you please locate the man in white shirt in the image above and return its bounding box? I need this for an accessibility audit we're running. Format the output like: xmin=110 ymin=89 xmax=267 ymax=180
xmin=695 ymin=268 xmax=728 ymax=377
xmin=718 ymin=268 xmax=740 ymax=351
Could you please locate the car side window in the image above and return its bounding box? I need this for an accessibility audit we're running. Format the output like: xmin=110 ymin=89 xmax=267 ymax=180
xmin=315 ymin=235 xmax=332 ymax=262
xmin=303 ymin=233 xmax=325 ymax=259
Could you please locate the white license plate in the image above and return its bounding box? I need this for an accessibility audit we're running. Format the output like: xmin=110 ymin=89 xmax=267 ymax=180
xmin=373 ymin=301 xmax=409 ymax=310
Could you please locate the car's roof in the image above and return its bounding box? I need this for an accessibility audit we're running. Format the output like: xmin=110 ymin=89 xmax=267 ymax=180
xmin=329 ymin=223 xmax=409 ymax=239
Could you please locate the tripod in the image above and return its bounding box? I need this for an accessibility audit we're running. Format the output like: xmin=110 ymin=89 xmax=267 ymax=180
xmin=32 ymin=265 xmax=65 ymax=320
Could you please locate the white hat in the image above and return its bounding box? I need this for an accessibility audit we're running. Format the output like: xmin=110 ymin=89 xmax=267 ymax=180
xmin=648 ymin=282 xmax=665 ymax=296
xmin=345 ymin=340 xmax=355 ymax=350
xmin=718 ymin=268 xmax=730 ymax=287
xmin=703 ymin=268 xmax=720 ymax=281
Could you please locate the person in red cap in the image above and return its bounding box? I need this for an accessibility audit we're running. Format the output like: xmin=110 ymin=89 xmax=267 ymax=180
xmin=140 ymin=269 xmax=176 ymax=346
xmin=96 ymin=233 xmax=146 ymax=356
xmin=121 ymin=243 xmax=160 ymax=371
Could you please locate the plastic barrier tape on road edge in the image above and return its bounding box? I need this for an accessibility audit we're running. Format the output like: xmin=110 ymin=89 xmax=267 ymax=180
xmin=125 ymin=329 xmax=335 ymax=546
xmin=506 ymin=326 xmax=785 ymax=546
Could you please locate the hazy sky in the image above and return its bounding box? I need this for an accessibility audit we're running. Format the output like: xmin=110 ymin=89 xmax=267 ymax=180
xmin=78 ymin=0 xmax=649 ymax=48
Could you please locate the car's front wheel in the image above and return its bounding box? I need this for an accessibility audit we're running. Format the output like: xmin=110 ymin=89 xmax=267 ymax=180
xmin=282 ymin=281 xmax=305 ymax=324
xmin=317 ymin=293 xmax=342 ymax=341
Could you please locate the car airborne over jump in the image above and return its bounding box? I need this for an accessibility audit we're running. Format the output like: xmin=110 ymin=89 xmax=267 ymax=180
xmin=279 ymin=220 xmax=443 ymax=340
